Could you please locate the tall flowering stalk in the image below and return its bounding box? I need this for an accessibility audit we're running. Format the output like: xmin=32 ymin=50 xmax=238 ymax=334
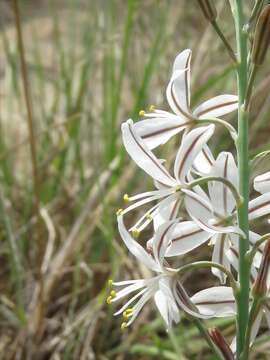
xmin=107 ymin=2 xmax=270 ymax=359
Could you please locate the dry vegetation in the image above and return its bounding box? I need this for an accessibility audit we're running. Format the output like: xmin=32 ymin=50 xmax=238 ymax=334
xmin=0 ymin=0 xmax=270 ymax=359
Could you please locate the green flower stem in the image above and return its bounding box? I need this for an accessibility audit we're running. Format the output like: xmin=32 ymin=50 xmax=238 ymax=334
xmin=177 ymin=261 xmax=238 ymax=292
xmin=233 ymin=1 xmax=250 ymax=358
xmin=188 ymin=176 xmax=243 ymax=208
xmin=198 ymin=117 xmax=238 ymax=142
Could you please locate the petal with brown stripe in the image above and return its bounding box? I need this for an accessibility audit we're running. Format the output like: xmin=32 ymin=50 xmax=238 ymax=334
xmin=166 ymin=221 xmax=211 ymax=256
xmin=249 ymin=193 xmax=270 ymax=220
xmin=208 ymin=152 xmax=238 ymax=216
xmin=193 ymin=94 xmax=238 ymax=119
xmin=191 ymin=286 xmax=236 ymax=317
xmin=122 ymin=119 xmax=176 ymax=187
xmin=174 ymin=125 xmax=215 ymax=183
xmin=134 ymin=115 xmax=188 ymax=150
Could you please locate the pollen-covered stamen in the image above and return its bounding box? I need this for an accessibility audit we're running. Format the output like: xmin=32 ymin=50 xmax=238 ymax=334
xmin=123 ymin=308 xmax=133 ymax=319
xmin=123 ymin=194 xmax=130 ymax=203
xmin=139 ymin=110 xmax=145 ymax=117
xmin=121 ymin=322 xmax=128 ymax=331
xmin=149 ymin=104 xmax=155 ymax=112
xmin=107 ymin=289 xmax=117 ymax=304
xmin=131 ymin=228 xmax=140 ymax=238
xmin=108 ymin=279 xmax=113 ymax=287
xmin=116 ymin=208 xmax=123 ymax=216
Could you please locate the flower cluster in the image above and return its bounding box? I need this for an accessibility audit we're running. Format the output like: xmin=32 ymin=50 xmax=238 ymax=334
xmin=108 ymin=49 xmax=270 ymax=346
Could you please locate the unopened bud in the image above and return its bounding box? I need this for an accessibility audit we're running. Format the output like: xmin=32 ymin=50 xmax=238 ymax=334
xmin=197 ymin=0 xmax=217 ymax=22
xmin=209 ymin=328 xmax=234 ymax=360
xmin=251 ymin=5 xmax=270 ymax=65
xmin=252 ymin=239 xmax=270 ymax=296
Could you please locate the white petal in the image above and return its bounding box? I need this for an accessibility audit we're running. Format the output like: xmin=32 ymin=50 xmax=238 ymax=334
xmin=153 ymin=193 xmax=181 ymax=230
xmin=254 ymin=171 xmax=270 ymax=194
xmin=183 ymin=189 xmax=214 ymax=231
xmin=166 ymin=70 xmax=191 ymax=118
xmin=134 ymin=116 xmax=188 ymax=150
xmin=152 ymin=221 xmax=176 ymax=267
xmin=121 ymin=119 xmax=176 ymax=186
xmin=249 ymin=231 xmax=263 ymax=268
xmin=166 ymin=221 xmax=211 ymax=256
xmin=174 ymin=125 xmax=215 ymax=182
xmin=155 ymin=278 xmax=180 ymax=328
xmin=249 ymin=193 xmax=270 ymax=220
xmin=173 ymin=49 xmax=192 ymax=73
xmin=154 ymin=290 xmax=170 ymax=327
xmin=173 ymin=281 xmax=212 ymax=319
xmin=172 ymin=49 xmax=192 ymax=106
xmin=191 ymin=286 xmax=236 ymax=317
xmin=183 ymin=189 xmax=244 ymax=236
xmin=117 ymin=215 xmax=160 ymax=272
xmin=193 ymin=145 xmax=215 ymax=175
xmin=211 ymin=234 xmax=231 ymax=284
xmin=193 ymin=95 xmax=238 ymax=119
xmin=208 ymin=152 xmax=238 ymax=216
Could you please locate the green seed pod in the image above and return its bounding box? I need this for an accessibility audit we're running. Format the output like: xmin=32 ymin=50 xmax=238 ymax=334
xmin=251 ymin=5 xmax=270 ymax=66
xmin=197 ymin=0 xmax=217 ymax=23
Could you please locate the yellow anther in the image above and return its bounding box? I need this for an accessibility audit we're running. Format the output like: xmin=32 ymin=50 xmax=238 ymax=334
xmin=139 ymin=110 xmax=145 ymax=117
xmin=123 ymin=311 xmax=128 ymax=319
xmin=123 ymin=194 xmax=130 ymax=203
xmin=116 ymin=208 xmax=123 ymax=216
xmin=149 ymin=104 xmax=155 ymax=112
xmin=131 ymin=228 xmax=140 ymax=238
xmin=121 ymin=322 xmax=128 ymax=331
xmin=146 ymin=212 xmax=152 ymax=220
xmin=108 ymin=279 xmax=113 ymax=287
xmin=123 ymin=308 xmax=133 ymax=319
xmin=106 ymin=296 xmax=113 ymax=305
xmin=110 ymin=290 xmax=117 ymax=298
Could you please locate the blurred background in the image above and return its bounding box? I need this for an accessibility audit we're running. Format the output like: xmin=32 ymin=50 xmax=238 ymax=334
xmin=0 ymin=0 xmax=270 ymax=359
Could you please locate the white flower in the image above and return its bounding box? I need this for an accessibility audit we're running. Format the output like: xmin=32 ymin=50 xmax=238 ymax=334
xmin=183 ymin=152 xmax=270 ymax=283
xmin=109 ymin=215 xmax=236 ymax=329
xmin=134 ymin=49 xmax=238 ymax=152
xmin=134 ymin=49 xmax=237 ymax=176
xmin=121 ymin=119 xmax=214 ymax=233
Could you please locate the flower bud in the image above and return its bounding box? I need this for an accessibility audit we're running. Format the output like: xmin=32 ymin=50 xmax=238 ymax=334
xmin=209 ymin=328 xmax=234 ymax=360
xmin=252 ymin=239 xmax=270 ymax=296
xmin=251 ymin=5 xmax=270 ymax=65
xmin=197 ymin=0 xmax=217 ymax=22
